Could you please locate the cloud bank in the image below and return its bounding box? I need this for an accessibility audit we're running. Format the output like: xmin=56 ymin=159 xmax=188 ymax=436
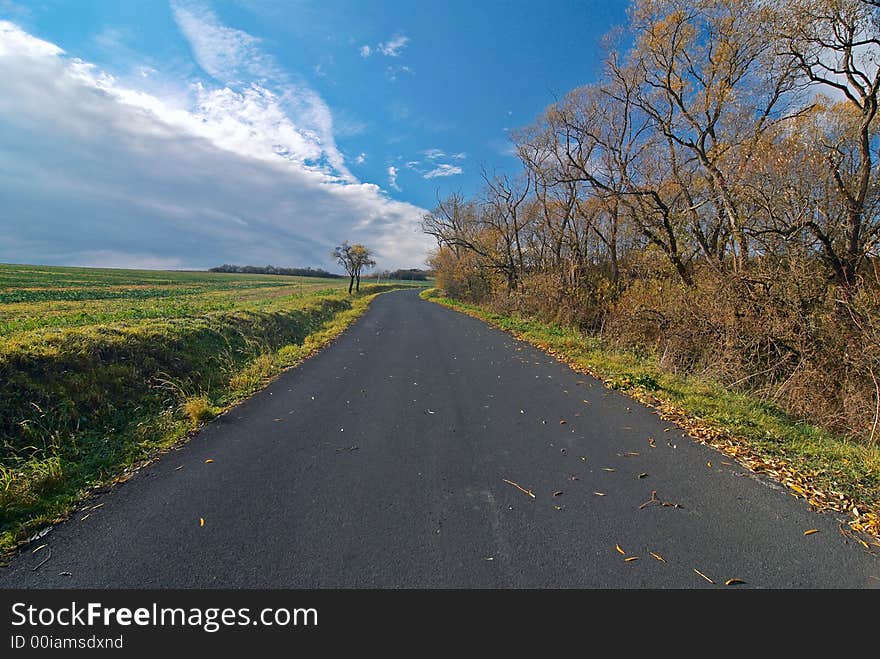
xmin=0 ymin=13 xmax=432 ymax=271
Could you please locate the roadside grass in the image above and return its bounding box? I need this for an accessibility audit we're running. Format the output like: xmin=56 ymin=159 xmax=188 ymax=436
xmin=421 ymin=289 xmax=880 ymax=542
xmin=0 ymin=272 xmax=406 ymax=556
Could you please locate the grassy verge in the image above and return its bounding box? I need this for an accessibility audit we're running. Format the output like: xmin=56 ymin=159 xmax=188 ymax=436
xmin=421 ymin=289 xmax=880 ymax=543
xmin=0 ymin=284 xmax=403 ymax=555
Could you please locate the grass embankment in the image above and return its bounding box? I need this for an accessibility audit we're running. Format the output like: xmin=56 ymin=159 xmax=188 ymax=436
xmin=0 ymin=263 xmax=410 ymax=555
xmin=421 ymin=289 xmax=880 ymax=543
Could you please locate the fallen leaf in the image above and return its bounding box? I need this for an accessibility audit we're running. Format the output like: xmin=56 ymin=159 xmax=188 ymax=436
xmin=554 ymin=505 xmax=564 ymax=510
xmin=602 ymin=467 xmax=616 ymax=472
xmin=59 ymin=572 xmax=72 ymax=577
xmin=32 ymin=544 xmax=47 ymax=554
xmin=803 ymin=529 xmax=819 ymax=536
xmin=199 ymin=518 xmax=205 ymax=527
xmin=725 ymin=578 xmax=746 ymax=586
xmin=553 ymin=491 xmax=563 ymax=497
xmin=707 ymin=461 xmax=712 ymax=468
xmin=174 ymin=466 xmax=184 ymax=471
xmin=623 ymin=452 xmax=640 ymax=457
xmin=559 ymin=420 xmax=567 ymax=425
xmin=624 ymin=556 xmax=639 ymax=562
xmin=615 ymin=544 xmax=625 ymax=555
xmin=649 ymin=552 xmax=666 ymax=563
xmin=594 ymin=491 xmax=606 ymax=496
xmin=693 ymin=568 xmax=715 ymax=584
xmin=648 ymin=438 xmax=656 ymax=448
xmin=204 ymin=459 xmax=214 ymax=464
xmin=273 ymin=418 xmax=284 ymax=422
xmin=638 ymin=473 xmax=649 ymax=479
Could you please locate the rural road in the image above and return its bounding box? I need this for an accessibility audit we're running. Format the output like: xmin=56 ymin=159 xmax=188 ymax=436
xmin=1 ymin=289 xmax=878 ymax=588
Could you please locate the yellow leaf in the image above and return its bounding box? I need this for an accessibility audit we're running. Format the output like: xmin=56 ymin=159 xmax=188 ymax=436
xmin=803 ymin=529 xmax=818 ymax=536
xmin=649 ymin=552 xmax=666 ymax=563
xmin=199 ymin=518 xmax=205 ymax=527
xmin=624 ymin=556 xmax=639 ymax=562
xmin=594 ymin=491 xmax=606 ymax=496
xmin=205 ymin=459 xmax=214 ymax=464
xmin=615 ymin=544 xmax=625 ymax=555
xmin=725 ymin=578 xmax=746 ymax=586
xmin=706 ymin=461 xmax=712 ymax=468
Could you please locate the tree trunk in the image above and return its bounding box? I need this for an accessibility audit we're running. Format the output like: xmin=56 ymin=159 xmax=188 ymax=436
xmin=355 ymin=273 xmax=361 ymax=292
xmin=348 ymin=276 xmax=354 ymax=294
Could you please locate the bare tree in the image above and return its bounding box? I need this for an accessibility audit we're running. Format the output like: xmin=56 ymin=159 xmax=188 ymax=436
xmin=332 ymin=241 xmax=376 ymax=294
xmin=777 ymin=0 xmax=880 ymax=285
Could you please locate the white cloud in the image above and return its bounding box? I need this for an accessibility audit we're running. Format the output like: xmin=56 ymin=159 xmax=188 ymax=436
xmin=171 ymin=0 xmax=276 ymax=83
xmin=171 ymin=0 xmax=351 ymax=179
xmin=0 ymin=20 xmax=432 ymax=270
xmin=378 ymin=34 xmax=409 ymax=57
xmin=359 ymin=44 xmax=371 ymax=58
xmin=387 ymin=165 xmax=400 ymax=190
xmin=423 ymin=164 xmax=463 ymax=179
xmin=355 ymin=152 xmax=366 ymax=164
xmin=423 ymin=148 xmax=446 ymax=160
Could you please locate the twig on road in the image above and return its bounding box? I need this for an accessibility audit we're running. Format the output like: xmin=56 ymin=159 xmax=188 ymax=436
xmin=502 ymin=478 xmax=536 ymax=498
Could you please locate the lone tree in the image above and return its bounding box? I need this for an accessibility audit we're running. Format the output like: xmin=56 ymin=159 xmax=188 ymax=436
xmin=332 ymin=241 xmax=376 ymax=294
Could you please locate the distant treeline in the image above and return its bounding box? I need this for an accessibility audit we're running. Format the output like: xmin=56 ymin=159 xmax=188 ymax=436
xmin=365 ymin=269 xmax=431 ymax=281
xmin=209 ymin=264 xmax=342 ymax=278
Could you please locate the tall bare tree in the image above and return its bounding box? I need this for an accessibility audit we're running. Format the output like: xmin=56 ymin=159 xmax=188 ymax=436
xmin=777 ymin=0 xmax=880 ymax=285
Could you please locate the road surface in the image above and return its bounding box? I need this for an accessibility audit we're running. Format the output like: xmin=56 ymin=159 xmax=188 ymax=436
xmin=1 ymin=289 xmax=878 ymax=588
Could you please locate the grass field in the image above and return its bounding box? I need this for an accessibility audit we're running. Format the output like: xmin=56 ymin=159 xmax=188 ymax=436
xmin=0 ymin=263 xmax=423 ymax=554
xmin=0 ymin=264 xmax=353 ymax=335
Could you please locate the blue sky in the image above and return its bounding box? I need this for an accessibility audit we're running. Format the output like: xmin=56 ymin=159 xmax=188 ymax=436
xmin=0 ymin=0 xmax=627 ymax=270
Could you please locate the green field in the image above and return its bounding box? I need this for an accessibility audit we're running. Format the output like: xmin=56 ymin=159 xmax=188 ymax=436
xmin=0 ymin=264 xmax=354 ymax=335
xmin=0 ymin=263 xmax=420 ymax=554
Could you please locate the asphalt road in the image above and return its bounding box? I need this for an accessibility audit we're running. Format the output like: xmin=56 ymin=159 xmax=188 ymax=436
xmin=2 ymin=289 xmax=878 ymax=588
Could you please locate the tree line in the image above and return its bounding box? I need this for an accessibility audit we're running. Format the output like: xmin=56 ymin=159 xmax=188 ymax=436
xmin=423 ymin=0 xmax=880 ymax=443
xmin=209 ymin=264 xmax=342 ymax=278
